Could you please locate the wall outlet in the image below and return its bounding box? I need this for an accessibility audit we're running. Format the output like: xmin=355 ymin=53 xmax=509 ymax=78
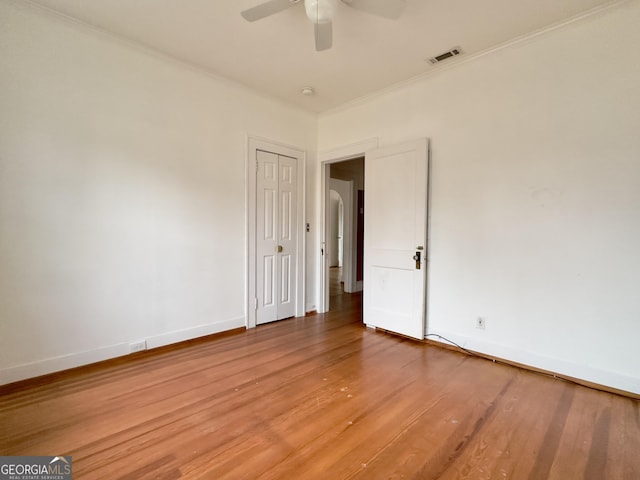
xmin=476 ymin=317 xmax=486 ymax=330
xmin=129 ymin=340 xmax=147 ymax=353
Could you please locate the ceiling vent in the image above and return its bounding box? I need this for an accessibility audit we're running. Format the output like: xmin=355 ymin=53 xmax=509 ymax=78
xmin=428 ymin=47 xmax=462 ymax=64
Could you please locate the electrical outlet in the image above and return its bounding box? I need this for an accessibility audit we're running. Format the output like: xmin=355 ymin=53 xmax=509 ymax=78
xmin=130 ymin=340 xmax=147 ymax=353
xmin=476 ymin=317 xmax=486 ymax=330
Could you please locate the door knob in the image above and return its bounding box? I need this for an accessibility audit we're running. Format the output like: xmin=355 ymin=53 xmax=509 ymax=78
xmin=277 ymin=245 xmax=283 ymax=253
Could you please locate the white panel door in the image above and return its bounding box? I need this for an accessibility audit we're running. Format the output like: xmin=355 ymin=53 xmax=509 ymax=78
xmin=256 ymin=150 xmax=297 ymax=324
xmin=363 ymin=139 xmax=429 ymax=340
xmin=277 ymin=155 xmax=297 ymax=320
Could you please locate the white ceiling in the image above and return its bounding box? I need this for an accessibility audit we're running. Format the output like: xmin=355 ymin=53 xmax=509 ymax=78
xmin=28 ymin=0 xmax=616 ymax=112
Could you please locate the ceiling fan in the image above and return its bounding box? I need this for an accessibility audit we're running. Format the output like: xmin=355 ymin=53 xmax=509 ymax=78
xmin=241 ymin=0 xmax=406 ymax=51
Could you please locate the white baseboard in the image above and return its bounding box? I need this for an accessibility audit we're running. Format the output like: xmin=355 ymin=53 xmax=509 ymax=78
xmin=427 ymin=329 xmax=640 ymax=395
xmin=145 ymin=317 xmax=245 ymax=350
xmin=1 ymin=316 xmax=245 ymax=386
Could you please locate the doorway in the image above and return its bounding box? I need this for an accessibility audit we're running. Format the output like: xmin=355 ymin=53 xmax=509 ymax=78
xmin=319 ymin=138 xmax=377 ymax=313
xmin=319 ymin=138 xmax=430 ymax=342
xmin=324 ymin=160 xmax=364 ymax=312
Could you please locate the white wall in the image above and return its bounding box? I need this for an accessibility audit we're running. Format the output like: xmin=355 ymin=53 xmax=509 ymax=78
xmin=2 ymin=0 xmax=638 ymax=395
xmin=318 ymin=2 xmax=640 ymax=394
xmin=0 ymin=0 xmax=317 ymax=384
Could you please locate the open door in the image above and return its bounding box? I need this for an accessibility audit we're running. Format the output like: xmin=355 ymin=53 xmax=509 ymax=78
xmin=363 ymin=138 xmax=429 ymax=340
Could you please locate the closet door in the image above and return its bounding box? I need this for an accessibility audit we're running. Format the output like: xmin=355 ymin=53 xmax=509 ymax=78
xmin=256 ymin=150 xmax=297 ymax=324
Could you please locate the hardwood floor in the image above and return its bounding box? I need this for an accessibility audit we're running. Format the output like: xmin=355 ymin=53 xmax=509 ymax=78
xmin=1 ymin=293 xmax=638 ymax=479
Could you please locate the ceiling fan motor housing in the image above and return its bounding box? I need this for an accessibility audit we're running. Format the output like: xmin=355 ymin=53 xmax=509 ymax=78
xmin=305 ymin=0 xmax=338 ymax=24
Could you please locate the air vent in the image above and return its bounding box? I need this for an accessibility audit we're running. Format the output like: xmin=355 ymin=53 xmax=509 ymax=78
xmin=428 ymin=47 xmax=462 ymax=64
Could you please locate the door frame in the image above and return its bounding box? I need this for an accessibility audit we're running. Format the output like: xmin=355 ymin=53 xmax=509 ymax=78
xmin=247 ymin=136 xmax=306 ymax=328
xmin=319 ymin=138 xmax=378 ymax=313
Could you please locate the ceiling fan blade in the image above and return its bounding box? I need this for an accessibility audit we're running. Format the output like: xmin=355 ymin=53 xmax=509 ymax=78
xmin=241 ymin=0 xmax=299 ymax=22
xmin=314 ymin=21 xmax=333 ymax=51
xmin=340 ymin=0 xmax=405 ymax=19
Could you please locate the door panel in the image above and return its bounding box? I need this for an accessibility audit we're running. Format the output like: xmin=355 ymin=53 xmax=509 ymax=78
xmin=257 ymin=151 xmax=279 ymax=324
xmin=276 ymin=155 xmax=297 ymax=319
xmin=364 ymin=139 xmax=429 ymax=340
xmin=263 ymin=256 xmax=275 ymax=307
xmin=263 ymin=190 xmax=276 ymax=240
xmin=280 ymin=254 xmax=292 ymax=303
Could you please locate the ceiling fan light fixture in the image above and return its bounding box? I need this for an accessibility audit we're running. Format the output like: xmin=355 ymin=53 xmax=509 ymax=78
xmin=241 ymin=0 xmax=405 ymax=51
xmin=305 ymin=0 xmax=338 ymax=24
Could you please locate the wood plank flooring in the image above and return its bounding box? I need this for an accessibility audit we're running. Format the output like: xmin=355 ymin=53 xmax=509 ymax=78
xmin=1 ymin=292 xmax=639 ymax=479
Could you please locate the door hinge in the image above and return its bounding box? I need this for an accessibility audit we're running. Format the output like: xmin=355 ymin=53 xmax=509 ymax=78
xmin=254 ymin=298 xmax=258 ymax=310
